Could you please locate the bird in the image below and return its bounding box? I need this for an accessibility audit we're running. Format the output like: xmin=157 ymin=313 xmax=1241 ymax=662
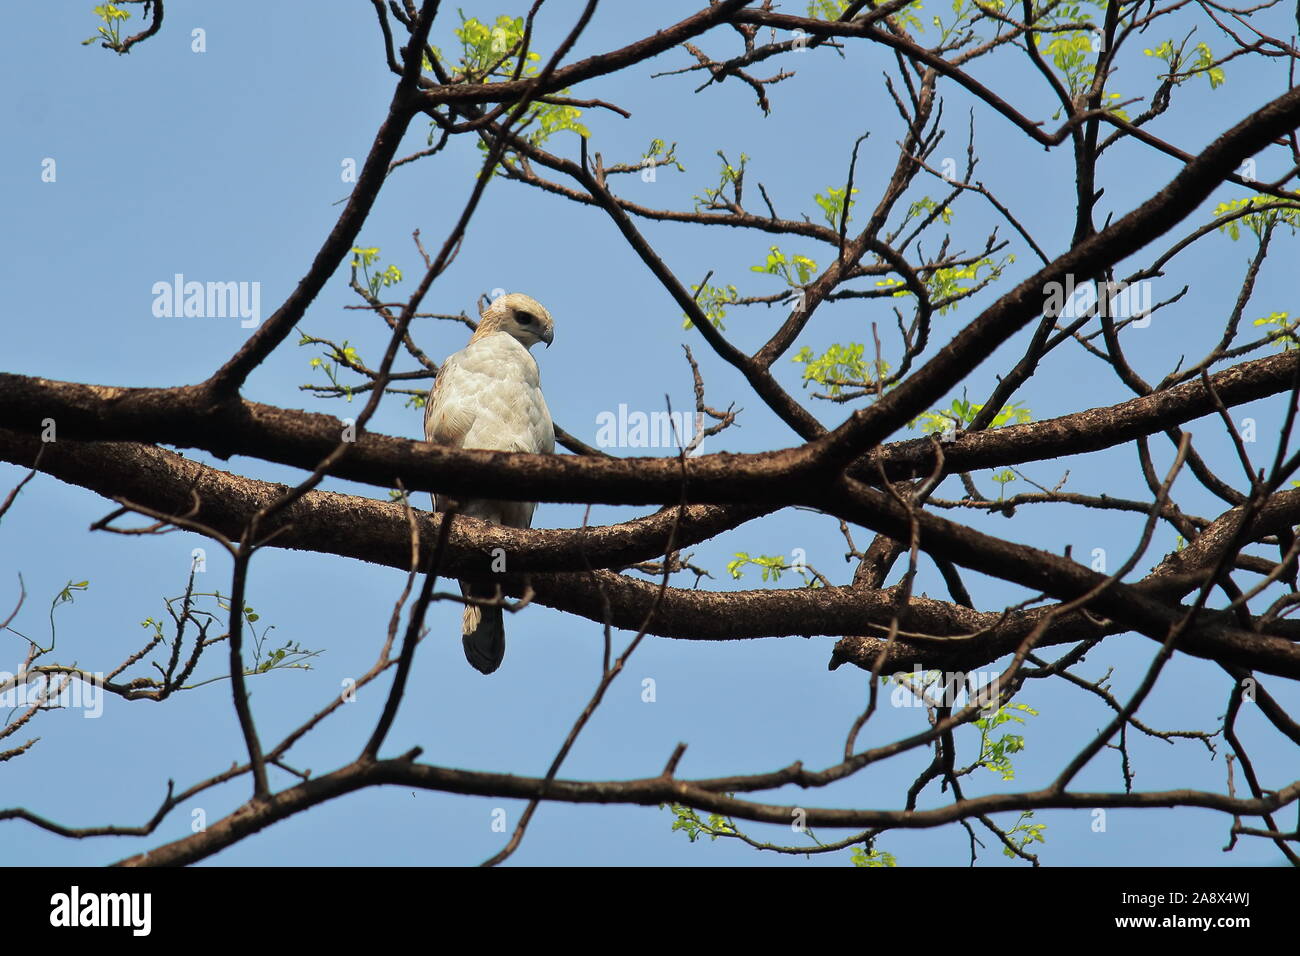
xmin=423 ymin=292 xmax=555 ymax=674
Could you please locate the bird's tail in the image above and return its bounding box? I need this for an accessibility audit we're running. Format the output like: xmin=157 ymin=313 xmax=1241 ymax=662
xmin=460 ymin=579 xmax=506 ymax=674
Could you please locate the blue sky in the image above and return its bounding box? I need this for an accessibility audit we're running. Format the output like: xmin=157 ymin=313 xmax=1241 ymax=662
xmin=1 ymin=0 xmax=1297 ymax=865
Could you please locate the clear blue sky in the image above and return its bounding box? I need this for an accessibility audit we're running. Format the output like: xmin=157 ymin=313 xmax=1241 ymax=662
xmin=1 ymin=0 xmax=1296 ymax=865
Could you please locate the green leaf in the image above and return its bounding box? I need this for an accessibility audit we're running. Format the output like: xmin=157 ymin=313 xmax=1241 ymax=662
xmin=1211 ymin=196 xmax=1300 ymax=241
xmin=1003 ymin=810 xmax=1047 ymax=858
xmin=1251 ymin=311 xmax=1298 ymax=350
xmin=910 ymin=397 xmax=1032 ymax=433
xmin=726 ymin=552 xmax=809 ymax=583
xmin=850 ymin=845 xmax=898 ymax=867
xmin=976 ymin=703 xmax=1039 ymax=781
xmin=84 ymin=2 xmax=132 ymax=48
xmin=791 ymin=343 xmax=891 ymax=397
xmin=684 ymin=282 xmax=739 ymax=330
xmin=751 ymin=246 xmax=819 ymax=289
xmin=813 ymin=185 xmax=859 ymax=229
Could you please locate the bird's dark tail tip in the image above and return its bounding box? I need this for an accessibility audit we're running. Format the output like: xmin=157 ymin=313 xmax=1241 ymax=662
xmin=462 ymin=603 xmax=505 ymax=674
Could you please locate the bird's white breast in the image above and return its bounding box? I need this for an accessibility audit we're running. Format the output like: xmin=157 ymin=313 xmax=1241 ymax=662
xmin=432 ymin=332 xmax=555 ymax=455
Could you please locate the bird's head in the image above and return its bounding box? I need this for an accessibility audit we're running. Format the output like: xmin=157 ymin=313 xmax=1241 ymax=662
xmin=475 ymin=292 xmax=554 ymax=349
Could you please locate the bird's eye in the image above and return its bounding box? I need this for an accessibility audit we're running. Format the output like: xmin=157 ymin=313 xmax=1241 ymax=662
xmin=517 ymin=311 xmax=537 ymax=326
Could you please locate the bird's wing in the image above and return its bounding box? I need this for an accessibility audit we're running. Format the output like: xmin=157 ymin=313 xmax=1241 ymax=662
xmin=424 ymin=349 xmax=478 ymax=449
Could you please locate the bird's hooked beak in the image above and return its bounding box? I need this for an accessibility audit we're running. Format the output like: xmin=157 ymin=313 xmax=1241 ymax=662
xmin=542 ymin=325 xmax=553 ymax=348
